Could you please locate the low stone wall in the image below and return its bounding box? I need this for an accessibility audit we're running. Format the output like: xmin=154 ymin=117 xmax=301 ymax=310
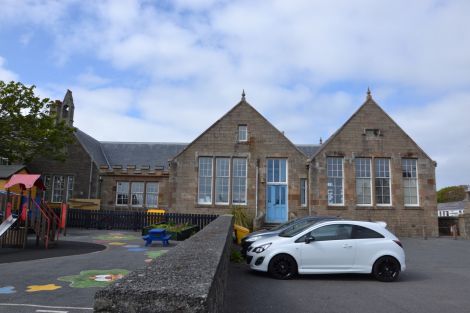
xmin=94 ymin=214 xmax=234 ymax=313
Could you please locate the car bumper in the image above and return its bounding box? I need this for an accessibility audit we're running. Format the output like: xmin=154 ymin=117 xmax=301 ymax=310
xmin=246 ymin=251 xmax=269 ymax=272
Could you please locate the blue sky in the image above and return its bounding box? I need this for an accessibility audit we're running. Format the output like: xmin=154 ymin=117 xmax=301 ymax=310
xmin=1 ymin=0 xmax=469 ymax=189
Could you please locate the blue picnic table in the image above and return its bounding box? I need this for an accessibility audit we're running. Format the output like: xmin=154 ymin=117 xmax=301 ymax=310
xmin=143 ymin=228 xmax=171 ymax=246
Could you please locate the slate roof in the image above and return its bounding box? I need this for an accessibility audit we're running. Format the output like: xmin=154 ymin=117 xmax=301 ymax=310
xmin=75 ymin=128 xmax=316 ymax=170
xmin=75 ymin=129 xmax=109 ymax=167
xmin=296 ymin=144 xmax=321 ymax=158
xmin=100 ymin=142 xmax=187 ymax=170
xmin=437 ymin=201 xmax=467 ymax=211
xmin=0 ymin=164 xmax=27 ymax=179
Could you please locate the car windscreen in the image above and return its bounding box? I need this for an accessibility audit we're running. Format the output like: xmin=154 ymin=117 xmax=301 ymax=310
xmin=278 ymin=222 xmax=314 ymax=237
xmin=270 ymin=218 xmax=303 ymax=231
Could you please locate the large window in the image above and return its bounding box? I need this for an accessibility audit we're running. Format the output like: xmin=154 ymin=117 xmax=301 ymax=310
xmin=198 ymin=157 xmax=213 ymax=204
xmin=402 ymin=159 xmax=418 ymax=206
xmin=52 ymin=175 xmax=65 ymax=203
xmin=146 ymin=182 xmax=159 ymax=208
xmin=375 ymin=158 xmax=391 ymax=205
xmin=131 ymin=182 xmax=144 ymax=206
xmin=215 ymin=158 xmax=230 ymax=204
xmin=232 ymin=158 xmax=247 ymax=204
xmin=300 ymin=178 xmax=307 ymax=207
xmin=116 ymin=182 xmax=159 ymax=207
xmin=327 ymin=157 xmax=344 ymax=205
xmin=116 ymin=182 xmax=130 ymax=205
xmin=355 ymin=158 xmax=372 ymax=205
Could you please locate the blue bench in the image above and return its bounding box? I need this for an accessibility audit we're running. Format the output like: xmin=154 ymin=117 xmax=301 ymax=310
xmin=143 ymin=228 xmax=171 ymax=246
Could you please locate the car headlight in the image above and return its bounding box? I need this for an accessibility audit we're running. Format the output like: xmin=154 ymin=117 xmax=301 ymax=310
xmin=253 ymin=243 xmax=271 ymax=253
xmin=245 ymin=235 xmax=262 ymax=242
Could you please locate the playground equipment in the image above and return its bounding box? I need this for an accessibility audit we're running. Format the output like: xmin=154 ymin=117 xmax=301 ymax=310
xmin=0 ymin=174 xmax=68 ymax=249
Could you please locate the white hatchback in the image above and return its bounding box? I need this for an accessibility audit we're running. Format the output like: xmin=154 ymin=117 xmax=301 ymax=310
xmin=246 ymin=220 xmax=405 ymax=282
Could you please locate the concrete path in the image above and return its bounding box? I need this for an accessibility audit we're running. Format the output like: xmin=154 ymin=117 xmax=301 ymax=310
xmin=0 ymin=229 xmax=174 ymax=313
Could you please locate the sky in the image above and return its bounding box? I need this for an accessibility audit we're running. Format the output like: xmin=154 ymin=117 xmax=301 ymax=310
xmin=0 ymin=0 xmax=469 ymax=189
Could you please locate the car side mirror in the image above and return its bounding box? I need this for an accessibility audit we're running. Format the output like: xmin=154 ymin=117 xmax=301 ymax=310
xmin=305 ymin=235 xmax=315 ymax=244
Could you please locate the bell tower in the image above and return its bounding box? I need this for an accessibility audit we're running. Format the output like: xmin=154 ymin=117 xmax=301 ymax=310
xmin=51 ymin=89 xmax=75 ymax=126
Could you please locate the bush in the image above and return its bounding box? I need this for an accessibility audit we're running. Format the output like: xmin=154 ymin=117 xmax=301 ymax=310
xmin=230 ymin=247 xmax=244 ymax=263
xmin=437 ymin=186 xmax=466 ymax=203
xmin=231 ymin=206 xmax=253 ymax=230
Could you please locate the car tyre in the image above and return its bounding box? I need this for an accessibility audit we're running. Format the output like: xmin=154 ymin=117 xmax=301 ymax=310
xmin=268 ymin=254 xmax=297 ymax=280
xmin=372 ymin=256 xmax=401 ymax=282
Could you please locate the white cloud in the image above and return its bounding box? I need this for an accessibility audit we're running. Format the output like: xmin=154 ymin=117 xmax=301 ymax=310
xmin=0 ymin=56 xmax=18 ymax=82
xmin=1 ymin=0 xmax=469 ymax=187
xmin=393 ymin=93 xmax=470 ymax=189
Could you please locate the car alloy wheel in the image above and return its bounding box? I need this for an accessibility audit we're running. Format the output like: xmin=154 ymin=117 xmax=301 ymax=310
xmin=373 ymin=256 xmax=400 ymax=282
xmin=268 ymin=254 xmax=297 ymax=280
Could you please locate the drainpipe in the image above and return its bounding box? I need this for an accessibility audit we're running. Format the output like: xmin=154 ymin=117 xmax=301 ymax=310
xmin=307 ymin=162 xmax=311 ymax=216
xmin=255 ymin=160 xmax=259 ymax=218
xmin=88 ymin=160 xmax=93 ymax=199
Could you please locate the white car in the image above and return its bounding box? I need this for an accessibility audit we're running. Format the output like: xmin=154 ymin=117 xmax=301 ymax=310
xmin=246 ymin=220 xmax=405 ymax=282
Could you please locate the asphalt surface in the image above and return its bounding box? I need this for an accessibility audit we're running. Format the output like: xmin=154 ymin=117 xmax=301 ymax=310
xmin=0 ymin=229 xmax=174 ymax=313
xmin=224 ymin=237 xmax=470 ymax=313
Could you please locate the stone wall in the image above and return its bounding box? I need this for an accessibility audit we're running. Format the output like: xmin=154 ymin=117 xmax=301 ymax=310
xmin=94 ymin=214 xmax=234 ymax=313
xmin=99 ymin=166 xmax=170 ymax=211
xmin=170 ymin=100 xmax=309 ymax=219
xmin=27 ymin=137 xmax=100 ymax=201
xmin=310 ymin=99 xmax=438 ymax=237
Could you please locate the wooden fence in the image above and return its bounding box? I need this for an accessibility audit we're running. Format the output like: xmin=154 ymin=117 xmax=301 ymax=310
xmin=62 ymin=209 xmax=219 ymax=231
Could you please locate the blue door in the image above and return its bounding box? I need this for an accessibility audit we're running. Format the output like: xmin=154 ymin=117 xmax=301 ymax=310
xmin=266 ymin=185 xmax=287 ymax=223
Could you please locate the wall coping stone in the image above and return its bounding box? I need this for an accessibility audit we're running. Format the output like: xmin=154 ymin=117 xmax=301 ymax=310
xmin=94 ymin=214 xmax=234 ymax=313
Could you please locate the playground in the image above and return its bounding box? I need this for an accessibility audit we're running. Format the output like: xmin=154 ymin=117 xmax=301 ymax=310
xmin=0 ymin=174 xmax=175 ymax=313
xmin=0 ymin=228 xmax=173 ymax=313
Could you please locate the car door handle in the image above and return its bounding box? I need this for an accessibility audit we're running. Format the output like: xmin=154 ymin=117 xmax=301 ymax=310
xmin=343 ymin=244 xmax=353 ymax=248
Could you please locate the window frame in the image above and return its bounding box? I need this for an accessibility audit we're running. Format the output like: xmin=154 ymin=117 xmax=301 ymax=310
xmin=130 ymin=182 xmax=145 ymax=207
xmin=51 ymin=175 xmax=65 ymax=203
xmin=238 ymin=125 xmax=248 ymax=142
xmin=232 ymin=158 xmax=247 ymax=205
xmin=215 ymin=158 xmax=230 ymax=205
xmin=66 ymin=175 xmax=74 ymax=202
xmin=402 ymin=158 xmax=419 ymax=207
xmin=375 ymin=158 xmax=392 ymax=206
xmin=355 ymin=158 xmax=372 ymax=206
xmin=300 ymin=178 xmax=307 ymax=207
xmin=327 ymin=157 xmax=344 ymax=206
xmin=145 ymin=182 xmax=159 ymax=208
xmin=116 ymin=181 xmax=130 ymax=206
xmin=198 ymin=157 xmax=213 ymax=205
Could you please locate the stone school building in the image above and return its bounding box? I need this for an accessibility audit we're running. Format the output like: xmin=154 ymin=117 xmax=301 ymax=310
xmin=28 ymin=90 xmax=438 ymax=237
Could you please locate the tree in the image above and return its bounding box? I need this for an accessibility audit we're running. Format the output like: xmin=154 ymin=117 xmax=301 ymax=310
xmin=437 ymin=186 xmax=466 ymax=203
xmin=0 ymin=80 xmax=75 ymax=164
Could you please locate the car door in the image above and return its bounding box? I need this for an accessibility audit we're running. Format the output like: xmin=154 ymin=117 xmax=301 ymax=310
xmin=298 ymin=224 xmax=356 ymax=272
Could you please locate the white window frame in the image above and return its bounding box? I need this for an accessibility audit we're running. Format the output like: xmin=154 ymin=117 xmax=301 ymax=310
xmin=402 ymin=158 xmax=419 ymax=207
xmin=116 ymin=181 xmax=130 ymax=206
xmin=300 ymin=178 xmax=307 ymax=207
xmin=375 ymin=158 xmax=392 ymax=206
xmin=52 ymin=175 xmax=65 ymax=203
xmin=327 ymin=157 xmax=344 ymax=206
xmin=198 ymin=157 xmax=213 ymax=205
xmin=232 ymin=158 xmax=247 ymax=205
xmin=215 ymin=158 xmax=230 ymax=205
xmin=355 ymin=158 xmax=372 ymax=206
xmin=238 ymin=125 xmax=248 ymax=142
xmin=66 ymin=176 xmax=74 ymax=202
xmin=131 ymin=182 xmax=145 ymax=207
xmin=145 ymin=182 xmax=159 ymax=208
